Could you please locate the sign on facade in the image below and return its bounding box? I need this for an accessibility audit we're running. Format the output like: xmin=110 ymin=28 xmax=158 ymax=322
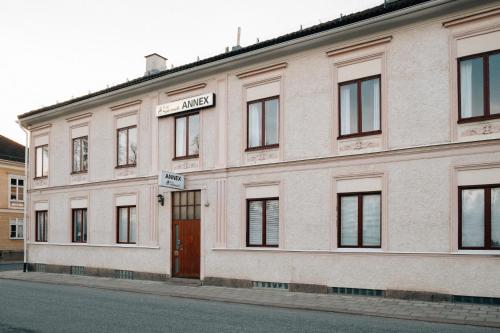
xmin=159 ymin=170 xmax=184 ymax=190
xmin=156 ymin=93 xmax=215 ymax=117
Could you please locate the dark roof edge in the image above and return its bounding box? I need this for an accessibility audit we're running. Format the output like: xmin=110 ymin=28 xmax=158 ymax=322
xmin=18 ymin=0 xmax=435 ymax=120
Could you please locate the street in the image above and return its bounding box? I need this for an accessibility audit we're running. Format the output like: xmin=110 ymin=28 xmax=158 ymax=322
xmin=0 ymin=277 xmax=498 ymax=333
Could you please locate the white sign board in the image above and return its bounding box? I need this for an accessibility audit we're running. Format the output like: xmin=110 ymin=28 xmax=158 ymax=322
xmin=156 ymin=93 xmax=215 ymax=117
xmin=159 ymin=171 xmax=184 ymax=190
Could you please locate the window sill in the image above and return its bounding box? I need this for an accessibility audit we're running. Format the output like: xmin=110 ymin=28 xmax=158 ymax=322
xmin=245 ymin=144 xmax=279 ymax=152
xmin=172 ymin=155 xmax=199 ymax=161
xmin=338 ymin=130 xmax=382 ymax=140
xmin=457 ymin=114 xmax=500 ymax=124
xmin=115 ymin=164 xmax=137 ymax=169
xmin=9 ymin=238 xmax=23 ymax=240
xmin=27 ymin=242 xmax=159 ymax=249
xmin=33 ymin=176 xmax=48 ymax=180
xmin=334 ymin=248 xmax=383 ymax=253
xmin=71 ymin=171 xmax=88 ymax=175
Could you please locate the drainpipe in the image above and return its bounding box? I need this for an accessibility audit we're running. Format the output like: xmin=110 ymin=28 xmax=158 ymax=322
xmin=17 ymin=121 xmax=29 ymax=272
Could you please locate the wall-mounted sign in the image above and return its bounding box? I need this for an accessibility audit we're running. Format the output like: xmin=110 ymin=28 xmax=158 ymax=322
xmin=156 ymin=93 xmax=215 ymax=117
xmin=159 ymin=170 xmax=184 ymax=190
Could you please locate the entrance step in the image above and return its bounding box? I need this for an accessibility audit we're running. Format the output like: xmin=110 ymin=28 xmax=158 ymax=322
xmin=165 ymin=277 xmax=202 ymax=287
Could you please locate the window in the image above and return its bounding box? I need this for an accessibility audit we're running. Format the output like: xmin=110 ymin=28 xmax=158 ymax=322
xmin=35 ymin=145 xmax=49 ymax=178
xmin=72 ymin=136 xmax=88 ymax=173
xmin=117 ymin=206 xmax=137 ymax=244
xmin=72 ymin=208 xmax=87 ymax=243
xmin=338 ymin=192 xmax=381 ymax=248
xmin=172 ymin=191 xmax=201 ymax=220
xmin=247 ymin=97 xmax=279 ymax=150
xmin=9 ymin=175 xmax=24 ymax=207
xmin=9 ymin=219 xmax=23 ymax=239
xmin=459 ymin=50 xmax=500 ymax=122
xmin=459 ymin=185 xmax=500 ymax=249
xmin=35 ymin=210 xmax=48 ymax=242
xmin=175 ymin=113 xmax=200 ymax=159
xmin=117 ymin=126 xmax=137 ymax=167
xmin=339 ymin=75 xmax=381 ymax=138
xmin=247 ymin=198 xmax=279 ymax=247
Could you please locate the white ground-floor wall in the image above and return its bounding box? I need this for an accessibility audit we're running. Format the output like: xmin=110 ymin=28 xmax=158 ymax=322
xmin=27 ymin=141 xmax=500 ymax=297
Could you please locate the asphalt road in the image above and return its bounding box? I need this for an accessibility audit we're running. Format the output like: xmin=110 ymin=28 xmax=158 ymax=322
xmin=0 ymin=279 xmax=498 ymax=333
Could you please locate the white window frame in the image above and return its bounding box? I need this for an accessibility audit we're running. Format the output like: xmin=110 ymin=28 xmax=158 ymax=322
xmin=9 ymin=218 xmax=24 ymax=239
xmin=8 ymin=174 xmax=25 ymax=209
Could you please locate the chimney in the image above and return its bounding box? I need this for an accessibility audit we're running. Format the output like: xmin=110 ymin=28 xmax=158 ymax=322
xmin=144 ymin=53 xmax=167 ymax=76
xmin=232 ymin=27 xmax=242 ymax=51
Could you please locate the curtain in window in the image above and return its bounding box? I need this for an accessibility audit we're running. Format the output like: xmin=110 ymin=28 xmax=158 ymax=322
xmin=188 ymin=114 xmax=200 ymax=155
xmin=264 ymin=99 xmax=279 ymax=146
xmin=362 ymin=194 xmax=381 ymax=246
xmin=248 ymin=103 xmax=262 ymax=148
xmin=82 ymin=137 xmax=88 ymax=171
xmin=461 ymin=189 xmax=485 ymax=247
xmin=361 ymin=78 xmax=380 ymax=132
xmin=340 ymin=84 xmax=357 ymax=135
xmin=490 ymin=54 xmax=500 ymax=115
xmin=42 ymin=146 xmax=49 ymax=176
xmin=492 ymin=188 xmax=500 ymax=247
xmin=266 ymin=200 xmax=279 ymax=246
xmin=460 ymin=60 xmax=473 ymax=118
xmin=176 ymin=118 xmax=186 ymax=157
xmin=73 ymin=139 xmax=81 ymax=171
xmin=130 ymin=207 xmax=137 ymax=243
xmin=460 ymin=58 xmax=484 ymax=118
xmin=118 ymin=130 xmax=127 ymax=165
xmin=340 ymin=196 xmax=358 ymax=246
xmin=128 ymin=127 xmax=137 ymax=164
xmin=118 ymin=208 xmax=128 ymax=243
xmin=74 ymin=210 xmax=82 ymax=241
xmin=36 ymin=147 xmax=42 ymax=177
xmin=248 ymin=201 xmax=263 ymax=245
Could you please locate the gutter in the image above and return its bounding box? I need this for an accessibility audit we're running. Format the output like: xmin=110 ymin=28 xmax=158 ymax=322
xmin=19 ymin=0 xmax=455 ymax=126
xmin=17 ymin=121 xmax=29 ymax=272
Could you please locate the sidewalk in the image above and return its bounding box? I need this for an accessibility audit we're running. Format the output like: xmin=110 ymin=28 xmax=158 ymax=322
xmin=0 ymin=270 xmax=499 ymax=329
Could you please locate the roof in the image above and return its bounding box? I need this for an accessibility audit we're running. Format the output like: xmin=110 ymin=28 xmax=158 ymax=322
xmin=0 ymin=135 xmax=25 ymax=163
xmin=18 ymin=0 xmax=432 ymax=120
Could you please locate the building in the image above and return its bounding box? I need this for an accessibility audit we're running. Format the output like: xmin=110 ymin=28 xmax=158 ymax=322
xmin=17 ymin=0 xmax=500 ymax=301
xmin=0 ymin=135 xmax=25 ymax=261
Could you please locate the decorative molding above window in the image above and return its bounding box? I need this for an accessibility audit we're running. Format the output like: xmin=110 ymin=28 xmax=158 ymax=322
xmin=166 ymin=83 xmax=207 ymax=96
xmin=110 ymin=99 xmax=142 ymax=111
xmin=28 ymin=123 xmax=51 ymax=131
xmin=236 ymin=62 xmax=287 ymax=79
xmin=326 ymin=36 xmax=392 ymax=57
xmin=66 ymin=112 xmax=92 ymax=122
xmin=443 ymin=7 xmax=500 ymax=28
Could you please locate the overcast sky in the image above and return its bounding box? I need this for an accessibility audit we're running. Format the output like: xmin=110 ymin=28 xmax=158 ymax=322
xmin=0 ymin=0 xmax=381 ymax=144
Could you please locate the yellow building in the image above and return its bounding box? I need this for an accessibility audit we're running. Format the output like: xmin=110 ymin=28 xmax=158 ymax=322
xmin=0 ymin=135 xmax=25 ymax=260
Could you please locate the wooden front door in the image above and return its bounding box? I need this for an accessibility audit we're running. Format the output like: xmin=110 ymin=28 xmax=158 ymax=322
xmin=172 ymin=191 xmax=201 ymax=278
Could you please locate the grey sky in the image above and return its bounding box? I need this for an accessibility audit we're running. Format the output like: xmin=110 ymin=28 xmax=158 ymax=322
xmin=0 ymin=0 xmax=381 ymax=144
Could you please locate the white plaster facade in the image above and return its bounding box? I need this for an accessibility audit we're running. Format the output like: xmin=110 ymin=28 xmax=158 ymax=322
xmin=19 ymin=0 xmax=500 ymax=298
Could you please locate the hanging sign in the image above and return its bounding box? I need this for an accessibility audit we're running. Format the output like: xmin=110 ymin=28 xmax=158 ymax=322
xmin=158 ymin=170 xmax=184 ymax=190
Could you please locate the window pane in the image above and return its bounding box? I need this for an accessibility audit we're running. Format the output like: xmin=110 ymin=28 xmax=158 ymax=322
xmin=461 ymin=189 xmax=485 ymax=247
xmin=82 ymin=137 xmax=88 ymax=171
xmin=492 ymin=188 xmax=500 ymax=247
xmin=118 ymin=130 xmax=127 ymax=166
xmin=340 ymin=196 xmax=358 ymax=246
xmin=10 ymin=178 xmax=16 ymax=185
xmin=18 ymin=189 xmax=23 ymax=201
xmin=265 ymin=200 xmax=279 ymax=246
xmin=340 ymin=83 xmax=358 ymax=135
xmin=18 ymin=179 xmax=23 ymax=186
xmin=36 ymin=147 xmax=42 ymax=177
xmin=264 ymin=99 xmax=279 ymax=145
xmin=180 ymin=191 xmax=187 ymax=205
xmin=74 ymin=210 xmax=82 ymax=242
xmin=118 ymin=208 xmax=128 ymax=243
xmin=18 ymin=224 xmax=23 ymax=238
xmin=248 ymin=102 xmax=262 ymax=148
xmin=187 ymin=191 xmax=195 ymax=205
xmin=180 ymin=206 xmax=187 ymax=220
xmin=362 ymin=194 xmax=381 ymax=246
xmin=42 ymin=146 xmax=49 ymax=176
xmin=490 ymin=54 xmax=500 ymax=115
xmin=173 ymin=207 xmax=180 ymax=220
xmin=73 ymin=139 xmax=81 ymax=172
xmin=187 ymin=205 xmax=195 ymax=219
xmin=10 ymin=225 xmax=16 ymax=238
xmin=173 ymin=192 xmax=180 ymax=206
xmin=128 ymin=127 xmax=137 ymax=164
xmin=361 ymin=78 xmax=380 ymax=132
xmin=130 ymin=207 xmax=137 ymax=243
xmin=248 ymin=201 xmax=263 ymax=245
xmin=194 ymin=205 xmax=201 ymax=219
xmin=10 ymin=186 xmax=16 ymax=200
xmin=460 ymin=58 xmax=484 ymax=118
xmin=194 ymin=191 xmax=201 ymax=205
xmin=82 ymin=210 xmax=87 ymax=242
xmin=175 ymin=117 xmax=186 ymax=157
xmin=188 ymin=114 xmax=200 ymax=155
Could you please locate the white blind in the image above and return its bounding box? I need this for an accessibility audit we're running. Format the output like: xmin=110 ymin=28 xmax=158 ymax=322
xmin=248 ymin=201 xmax=263 ymax=245
xmin=362 ymin=194 xmax=381 ymax=246
xmin=266 ymin=200 xmax=279 ymax=246
xmin=461 ymin=189 xmax=485 ymax=247
xmin=341 ymin=196 xmax=358 ymax=246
